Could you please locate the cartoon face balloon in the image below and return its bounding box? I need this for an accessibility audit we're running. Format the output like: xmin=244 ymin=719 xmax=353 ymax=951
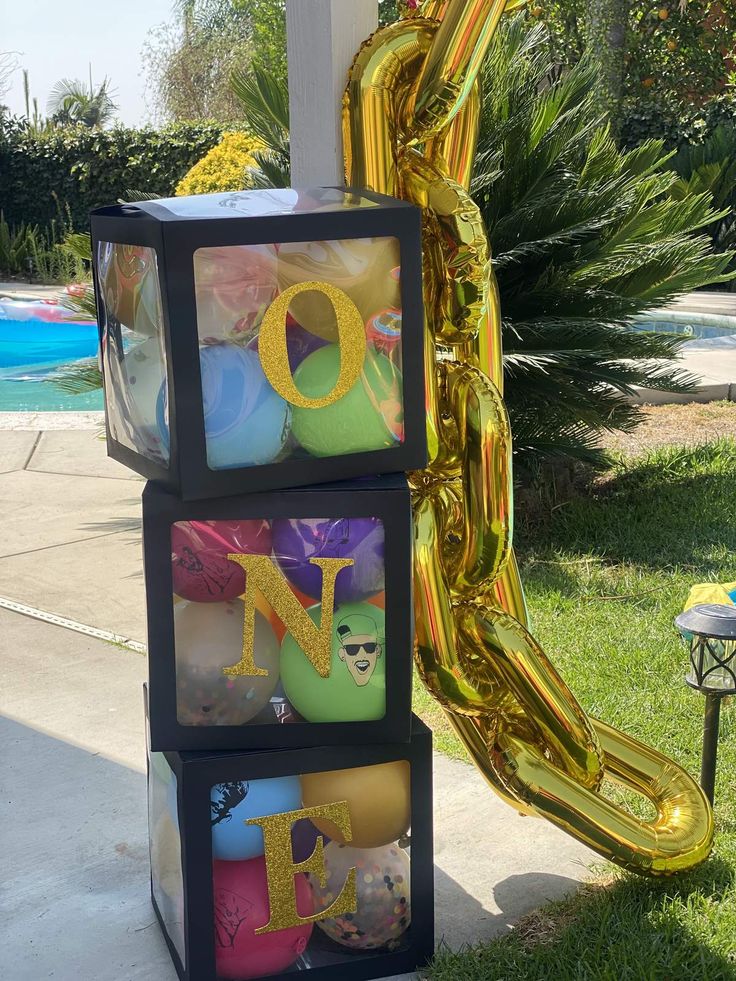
xmin=280 ymin=602 xmax=386 ymax=723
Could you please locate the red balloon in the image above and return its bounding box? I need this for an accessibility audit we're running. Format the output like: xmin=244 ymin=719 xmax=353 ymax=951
xmin=213 ymin=857 xmax=314 ymax=979
xmin=171 ymin=520 xmax=272 ymax=603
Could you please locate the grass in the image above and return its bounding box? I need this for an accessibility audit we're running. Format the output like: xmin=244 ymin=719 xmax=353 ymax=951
xmin=413 ymin=437 xmax=736 ymax=979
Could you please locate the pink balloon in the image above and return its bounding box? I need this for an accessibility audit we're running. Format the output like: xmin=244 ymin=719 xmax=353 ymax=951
xmin=171 ymin=520 xmax=272 ymax=603
xmin=194 ymin=244 xmax=278 ymax=341
xmin=213 ymin=857 xmax=314 ymax=980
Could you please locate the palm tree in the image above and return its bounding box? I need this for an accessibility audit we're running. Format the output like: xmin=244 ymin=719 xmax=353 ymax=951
xmin=47 ymin=76 xmax=117 ymax=128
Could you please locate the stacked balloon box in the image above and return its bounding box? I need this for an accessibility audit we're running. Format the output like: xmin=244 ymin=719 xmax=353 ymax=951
xmin=143 ymin=476 xmax=413 ymax=752
xmin=91 ymin=186 xmax=433 ymax=981
xmin=89 ymin=188 xmax=426 ymax=501
xmin=146 ymin=691 xmax=433 ymax=981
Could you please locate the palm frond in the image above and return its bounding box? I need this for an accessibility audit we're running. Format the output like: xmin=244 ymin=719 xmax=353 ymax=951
xmin=474 ymin=14 xmax=736 ymax=468
xmin=46 ymin=359 xmax=102 ymax=395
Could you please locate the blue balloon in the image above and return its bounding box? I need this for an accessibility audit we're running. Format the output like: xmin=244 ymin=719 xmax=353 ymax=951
xmin=156 ymin=344 xmax=291 ymax=469
xmin=201 ymin=344 xmax=291 ymax=469
xmin=210 ymin=776 xmax=302 ymax=861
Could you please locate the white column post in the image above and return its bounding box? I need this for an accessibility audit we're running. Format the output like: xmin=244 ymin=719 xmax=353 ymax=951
xmin=286 ymin=0 xmax=379 ymax=187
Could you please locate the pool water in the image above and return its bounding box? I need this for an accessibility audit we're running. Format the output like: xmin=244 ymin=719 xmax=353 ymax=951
xmin=634 ymin=316 xmax=736 ymax=343
xmin=0 ymin=316 xmax=104 ymax=412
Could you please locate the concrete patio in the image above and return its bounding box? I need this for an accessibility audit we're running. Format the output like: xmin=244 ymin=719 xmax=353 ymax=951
xmin=0 ymin=426 xmax=596 ymax=981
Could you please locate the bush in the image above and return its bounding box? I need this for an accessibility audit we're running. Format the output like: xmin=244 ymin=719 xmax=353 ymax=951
xmin=0 ymin=119 xmax=223 ymax=232
xmin=619 ymin=93 xmax=736 ymax=150
xmin=175 ymin=131 xmax=262 ymax=195
xmin=0 ymin=211 xmax=87 ymax=284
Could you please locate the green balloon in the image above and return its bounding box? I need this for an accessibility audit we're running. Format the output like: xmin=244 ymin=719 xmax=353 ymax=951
xmin=291 ymin=345 xmax=403 ymax=457
xmin=280 ymin=602 xmax=386 ymax=722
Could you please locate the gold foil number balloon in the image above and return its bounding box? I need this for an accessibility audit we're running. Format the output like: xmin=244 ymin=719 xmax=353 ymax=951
xmin=343 ymin=0 xmax=714 ymax=876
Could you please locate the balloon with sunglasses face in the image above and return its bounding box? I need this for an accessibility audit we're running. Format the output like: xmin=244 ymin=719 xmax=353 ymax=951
xmin=279 ymin=602 xmax=386 ymax=722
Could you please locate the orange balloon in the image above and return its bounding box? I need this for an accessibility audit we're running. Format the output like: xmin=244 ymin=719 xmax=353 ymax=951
xmin=301 ymin=761 xmax=410 ymax=848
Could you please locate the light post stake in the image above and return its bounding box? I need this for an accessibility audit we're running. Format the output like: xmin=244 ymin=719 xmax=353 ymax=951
xmin=700 ymin=691 xmax=723 ymax=806
xmin=675 ymin=603 xmax=736 ymax=807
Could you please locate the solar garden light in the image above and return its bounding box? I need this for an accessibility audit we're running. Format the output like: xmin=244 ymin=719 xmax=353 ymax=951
xmin=675 ymin=604 xmax=736 ymax=805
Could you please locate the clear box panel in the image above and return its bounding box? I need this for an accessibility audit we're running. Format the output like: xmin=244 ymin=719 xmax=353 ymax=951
xmin=172 ymin=518 xmax=387 ymax=727
xmin=148 ymin=750 xmax=185 ymax=965
xmin=193 ymin=236 xmax=404 ymax=471
xmin=211 ymin=761 xmax=411 ymax=978
xmin=97 ymin=242 xmax=169 ymax=464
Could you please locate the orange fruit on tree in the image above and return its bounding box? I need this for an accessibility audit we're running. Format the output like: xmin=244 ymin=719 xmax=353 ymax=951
xmin=658 ymin=7 xmax=669 ymax=19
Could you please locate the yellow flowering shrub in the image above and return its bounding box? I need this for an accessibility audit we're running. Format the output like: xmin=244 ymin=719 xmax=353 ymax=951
xmin=175 ymin=132 xmax=262 ymax=196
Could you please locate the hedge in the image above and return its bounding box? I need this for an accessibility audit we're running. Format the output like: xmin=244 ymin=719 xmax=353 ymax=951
xmin=619 ymin=95 xmax=736 ymax=151
xmin=0 ymin=120 xmax=224 ymax=232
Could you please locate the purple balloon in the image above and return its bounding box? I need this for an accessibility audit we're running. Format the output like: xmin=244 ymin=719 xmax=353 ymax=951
xmin=271 ymin=518 xmax=385 ymax=603
xmin=247 ymin=317 xmax=327 ymax=373
xmin=291 ymin=818 xmax=329 ymax=864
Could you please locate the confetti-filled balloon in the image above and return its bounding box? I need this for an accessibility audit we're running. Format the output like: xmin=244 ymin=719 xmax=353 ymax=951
xmin=271 ymin=517 xmax=384 ymax=603
xmin=280 ymin=602 xmax=386 ymax=723
xmin=171 ymin=519 xmax=273 ymax=603
xmin=291 ymin=345 xmax=403 ymax=456
xmin=174 ymin=600 xmax=280 ymax=726
xmin=199 ymin=344 xmax=291 ymax=469
xmin=194 ymin=244 xmax=278 ymax=341
xmin=301 ymin=761 xmax=410 ymax=849
xmin=310 ymin=842 xmax=411 ymax=950
xmin=213 ymin=857 xmax=313 ymax=980
xmin=211 ymin=775 xmax=302 ymax=861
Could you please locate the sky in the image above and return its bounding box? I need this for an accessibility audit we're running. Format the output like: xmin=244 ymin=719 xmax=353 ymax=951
xmin=2 ymin=0 xmax=177 ymax=126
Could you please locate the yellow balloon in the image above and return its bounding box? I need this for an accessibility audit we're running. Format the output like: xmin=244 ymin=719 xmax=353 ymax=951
xmin=276 ymin=238 xmax=401 ymax=340
xmin=301 ymin=761 xmax=411 ymax=849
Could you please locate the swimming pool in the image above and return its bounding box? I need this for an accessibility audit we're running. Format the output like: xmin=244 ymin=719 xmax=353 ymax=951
xmin=0 ymin=307 xmax=103 ymax=412
xmin=634 ymin=310 xmax=736 ymax=345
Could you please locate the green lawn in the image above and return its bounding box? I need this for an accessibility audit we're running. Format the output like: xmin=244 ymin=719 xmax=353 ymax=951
xmin=414 ymin=438 xmax=736 ymax=980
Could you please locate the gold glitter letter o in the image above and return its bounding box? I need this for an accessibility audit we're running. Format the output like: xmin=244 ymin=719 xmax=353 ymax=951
xmin=258 ymin=281 xmax=367 ymax=409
